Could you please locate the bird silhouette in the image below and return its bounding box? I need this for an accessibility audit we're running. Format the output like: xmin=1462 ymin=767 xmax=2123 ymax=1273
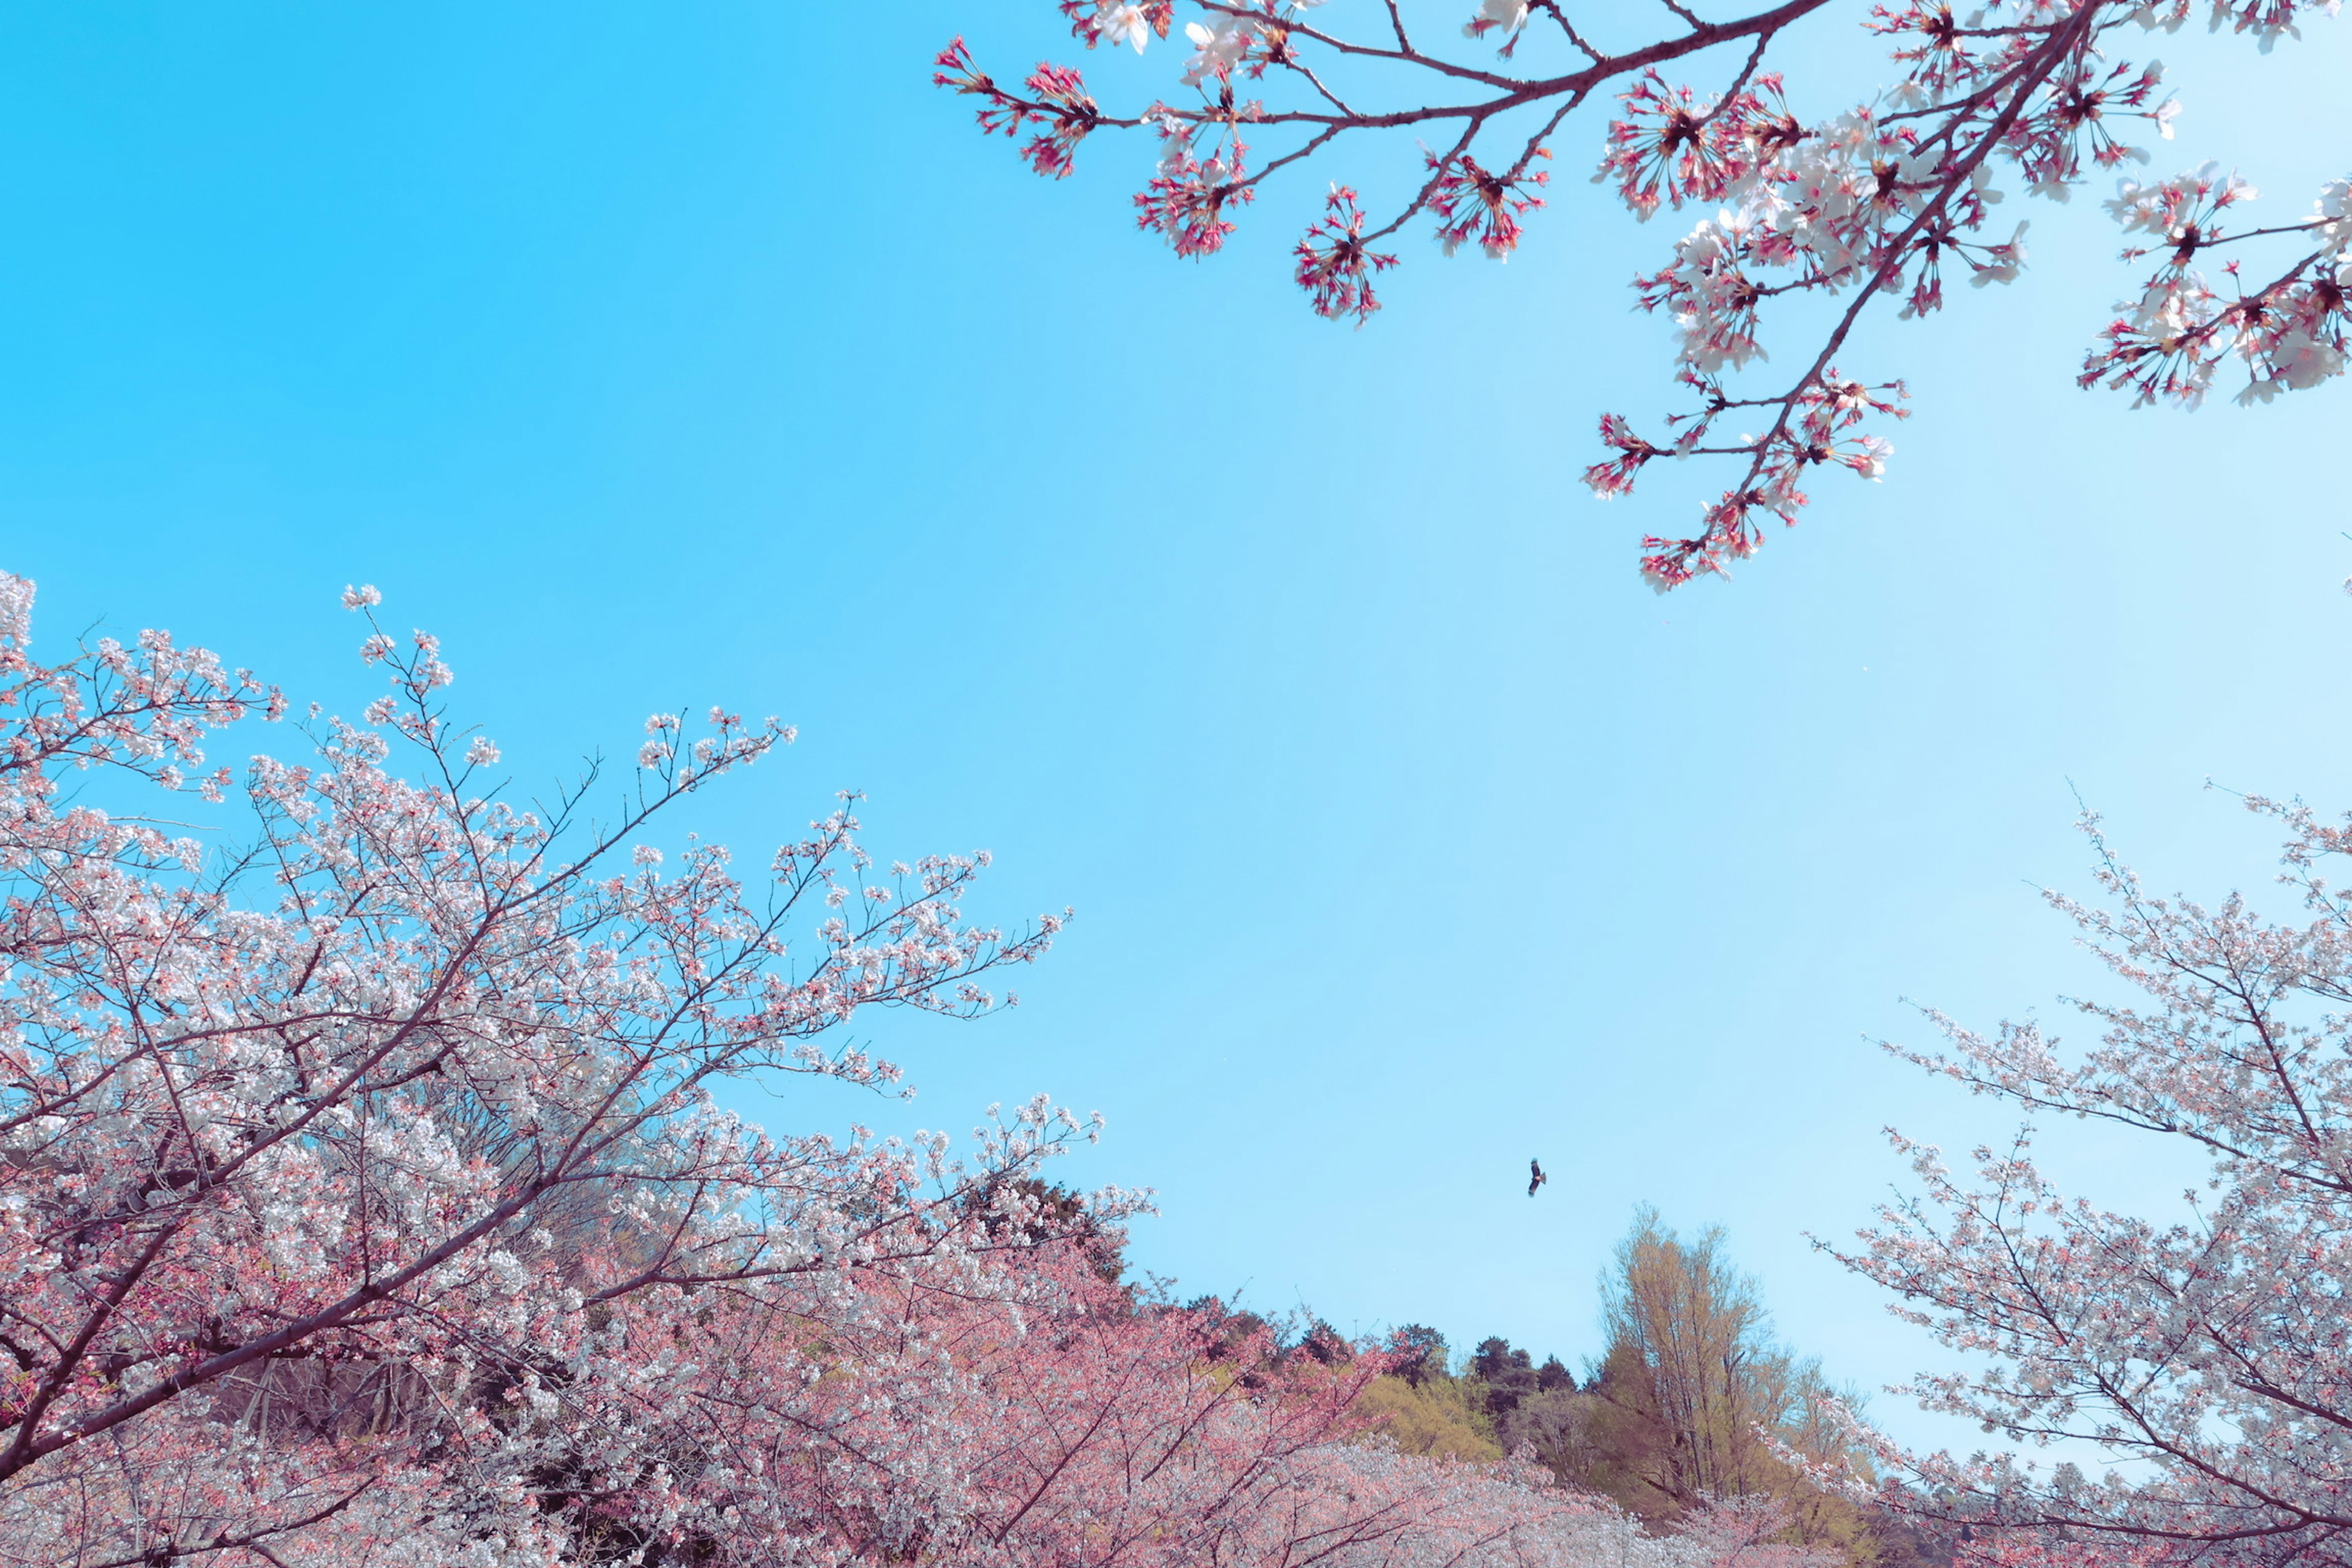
xmin=1528 ymin=1158 xmax=1548 ymax=1197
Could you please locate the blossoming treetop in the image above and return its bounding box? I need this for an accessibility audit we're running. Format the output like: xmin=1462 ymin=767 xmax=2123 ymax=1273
xmin=937 ymin=1 xmax=2349 ymax=589
xmin=1825 ymin=794 xmax=2352 ymax=1566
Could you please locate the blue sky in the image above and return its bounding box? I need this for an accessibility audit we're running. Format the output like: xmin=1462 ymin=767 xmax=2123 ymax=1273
xmin=4 ymin=2 xmax=2348 ymax=1452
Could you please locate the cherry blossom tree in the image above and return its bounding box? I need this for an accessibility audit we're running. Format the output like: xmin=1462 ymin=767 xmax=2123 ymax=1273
xmin=1828 ymin=797 xmax=2352 ymax=1565
xmin=0 ymin=570 xmax=1091 ymax=1562
xmin=935 ymin=1 xmax=2349 ymax=589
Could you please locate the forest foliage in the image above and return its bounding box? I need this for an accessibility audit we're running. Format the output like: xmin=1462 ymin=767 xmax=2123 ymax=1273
xmin=1355 ymin=1208 xmax=1945 ymax=1568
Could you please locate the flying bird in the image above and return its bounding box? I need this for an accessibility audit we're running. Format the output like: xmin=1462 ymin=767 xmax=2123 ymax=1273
xmin=1528 ymin=1158 xmax=1548 ymax=1198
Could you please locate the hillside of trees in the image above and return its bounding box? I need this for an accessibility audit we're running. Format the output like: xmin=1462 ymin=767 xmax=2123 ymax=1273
xmin=1348 ymin=1209 xmax=1949 ymax=1568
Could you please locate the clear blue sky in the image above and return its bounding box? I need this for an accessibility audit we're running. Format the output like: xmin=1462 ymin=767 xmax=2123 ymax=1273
xmin=4 ymin=2 xmax=2346 ymax=1453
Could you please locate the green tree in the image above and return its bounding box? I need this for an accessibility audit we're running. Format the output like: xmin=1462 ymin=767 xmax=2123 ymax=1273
xmin=1581 ymin=1208 xmax=1885 ymax=1562
xmin=1352 ymin=1373 xmax=1505 ymax=1463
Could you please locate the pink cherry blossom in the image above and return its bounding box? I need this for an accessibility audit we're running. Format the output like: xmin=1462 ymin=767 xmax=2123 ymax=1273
xmin=1295 ymin=184 xmax=1398 ymax=324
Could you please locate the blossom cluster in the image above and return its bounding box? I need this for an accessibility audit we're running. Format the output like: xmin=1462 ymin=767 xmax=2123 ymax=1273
xmin=1294 ymin=183 xmax=1398 ymax=323
xmin=2081 ymin=166 xmax=2350 ymax=408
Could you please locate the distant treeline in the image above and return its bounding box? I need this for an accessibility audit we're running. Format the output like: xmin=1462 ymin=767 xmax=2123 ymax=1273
xmin=1164 ymin=1205 xmax=1947 ymax=1568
